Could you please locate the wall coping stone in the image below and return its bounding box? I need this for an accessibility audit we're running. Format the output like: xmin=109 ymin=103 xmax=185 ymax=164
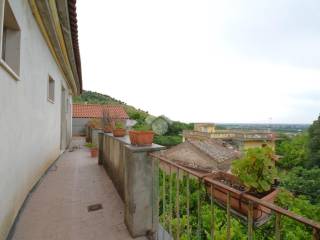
xmin=103 ymin=133 xmax=166 ymax=152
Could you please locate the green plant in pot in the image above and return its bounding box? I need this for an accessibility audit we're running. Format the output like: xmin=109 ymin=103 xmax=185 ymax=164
xmin=231 ymin=146 xmax=277 ymax=193
xmin=112 ymin=121 xmax=126 ymax=137
xmin=208 ymin=147 xmax=279 ymax=222
xmin=84 ymin=142 xmax=98 ymax=158
xmin=129 ymin=124 xmax=154 ymax=146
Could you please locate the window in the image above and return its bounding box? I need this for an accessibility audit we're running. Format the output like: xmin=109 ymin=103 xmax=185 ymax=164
xmin=1 ymin=0 xmax=21 ymax=75
xmin=48 ymin=77 xmax=55 ymax=103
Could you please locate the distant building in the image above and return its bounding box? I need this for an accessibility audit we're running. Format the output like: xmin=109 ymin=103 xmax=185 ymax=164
xmin=72 ymin=104 xmax=129 ymax=135
xmin=183 ymin=124 xmax=276 ymax=151
xmin=194 ymin=123 xmax=216 ymax=133
xmin=161 ymin=139 xmax=241 ymax=172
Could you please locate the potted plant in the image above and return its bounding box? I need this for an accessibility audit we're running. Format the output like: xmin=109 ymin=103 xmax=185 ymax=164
xmin=85 ymin=142 xmax=98 ymax=158
xmin=112 ymin=121 xmax=126 ymax=137
xmin=207 ymin=147 xmax=278 ymax=222
xmin=88 ymin=118 xmax=102 ymax=129
xmin=129 ymin=124 xmax=154 ymax=146
xmin=102 ymin=109 xmax=113 ymax=133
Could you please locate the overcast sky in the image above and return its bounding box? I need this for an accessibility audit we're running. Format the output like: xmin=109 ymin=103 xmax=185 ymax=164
xmin=77 ymin=0 xmax=320 ymax=124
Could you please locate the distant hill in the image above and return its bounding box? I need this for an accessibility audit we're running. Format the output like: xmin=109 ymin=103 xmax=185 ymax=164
xmin=73 ymin=90 xmax=149 ymax=119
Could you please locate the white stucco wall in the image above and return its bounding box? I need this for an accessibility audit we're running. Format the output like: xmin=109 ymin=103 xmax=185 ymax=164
xmin=0 ymin=1 xmax=73 ymax=238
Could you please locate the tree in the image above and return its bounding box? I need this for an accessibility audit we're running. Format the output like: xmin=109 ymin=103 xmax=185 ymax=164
xmin=308 ymin=115 xmax=320 ymax=167
xmin=281 ymin=167 xmax=320 ymax=204
xmin=276 ymin=133 xmax=308 ymax=169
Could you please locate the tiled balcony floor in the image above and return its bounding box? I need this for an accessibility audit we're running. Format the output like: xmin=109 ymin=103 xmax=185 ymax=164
xmin=11 ymin=137 xmax=145 ymax=240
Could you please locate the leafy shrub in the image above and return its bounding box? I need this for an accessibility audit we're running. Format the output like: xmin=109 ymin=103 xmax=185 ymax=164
xmin=153 ymin=135 xmax=182 ymax=146
xmin=231 ymin=147 xmax=277 ymax=193
xmin=276 ymin=133 xmax=308 ymax=169
xmin=308 ymin=115 xmax=320 ymax=167
xmin=84 ymin=142 xmax=96 ymax=148
xmin=281 ymin=167 xmax=320 ymax=204
xmin=132 ymin=123 xmax=151 ymax=131
xmin=115 ymin=121 xmax=125 ymax=129
xmin=167 ymin=121 xmax=194 ymax=135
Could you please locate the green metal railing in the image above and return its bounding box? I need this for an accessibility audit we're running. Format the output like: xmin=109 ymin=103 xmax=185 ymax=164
xmin=150 ymin=153 xmax=320 ymax=240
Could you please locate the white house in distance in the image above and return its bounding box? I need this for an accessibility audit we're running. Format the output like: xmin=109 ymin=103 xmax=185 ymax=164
xmin=0 ymin=0 xmax=82 ymax=238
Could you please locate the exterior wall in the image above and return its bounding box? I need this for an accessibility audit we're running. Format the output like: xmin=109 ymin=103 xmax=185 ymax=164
xmin=194 ymin=123 xmax=216 ymax=133
xmin=0 ymin=1 xmax=72 ymax=238
xmin=242 ymin=140 xmax=275 ymax=151
xmin=72 ymin=117 xmax=89 ymax=136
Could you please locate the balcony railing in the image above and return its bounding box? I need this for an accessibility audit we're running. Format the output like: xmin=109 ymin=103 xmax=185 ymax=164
xmin=150 ymin=153 xmax=320 ymax=240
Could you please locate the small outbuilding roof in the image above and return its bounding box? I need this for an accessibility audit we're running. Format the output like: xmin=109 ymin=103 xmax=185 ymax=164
xmin=187 ymin=139 xmax=240 ymax=163
xmin=73 ymin=104 xmax=129 ymax=119
xmin=161 ymin=139 xmax=241 ymax=172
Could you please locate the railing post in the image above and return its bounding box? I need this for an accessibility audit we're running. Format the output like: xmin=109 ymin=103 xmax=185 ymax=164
xmin=247 ymin=201 xmax=253 ymax=240
xmin=124 ymin=144 xmax=165 ymax=239
xmin=275 ymin=212 xmax=281 ymax=240
xmin=98 ymin=132 xmax=104 ymax=165
xmin=313 ymin=228 xmax=320 ymax=240
xmin=226 ymin=191 xmax=231 ymax=240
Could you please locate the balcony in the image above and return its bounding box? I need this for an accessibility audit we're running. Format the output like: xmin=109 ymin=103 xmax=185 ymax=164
xmin=10 ymin=128 xmax=320 ymax=240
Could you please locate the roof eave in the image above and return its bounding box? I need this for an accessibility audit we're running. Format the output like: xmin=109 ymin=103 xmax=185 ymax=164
xmin=29 ymin=0 xmax=82 ymax=95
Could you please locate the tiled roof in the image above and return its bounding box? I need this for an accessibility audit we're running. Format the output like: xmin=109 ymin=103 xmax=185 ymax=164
xmin=68 ymin=0 xmax=82 ymax=92
xmin=73 ymin=104 xmax=129 ymax=119
xmin=187 ymin=139 xmax=241 ymax=163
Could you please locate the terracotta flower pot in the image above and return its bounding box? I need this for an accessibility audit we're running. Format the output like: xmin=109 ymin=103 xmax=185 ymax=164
xmin=129 ymin=130 xmax=154 ymax=146
xmin=90 ymin=148 xmax=98 ymax=158
xmin=207 ymin=172 xmax=278 ymax=222
xmin=104 ymin=125 xmax=112 ymax=133
xmin=112 ymin=128 xmax=126 ymax=137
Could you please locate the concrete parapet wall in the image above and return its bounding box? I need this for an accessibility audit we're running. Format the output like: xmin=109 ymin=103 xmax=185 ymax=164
xmin=101 ymin=133 xmax=129 ymax=200
xmin=91 ymin=128 xmax=102 ymax=147
xmin=99 ymin=133 xmax=165 ymax=238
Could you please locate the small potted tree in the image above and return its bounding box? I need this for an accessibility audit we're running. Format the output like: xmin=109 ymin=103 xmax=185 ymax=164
xmin=102 ymin=109 xmax=113 ymax=133
xmin=129 ymin=124 xmax=154 ymax=146
xmin=85 ymin=142 xmax=98 ymax=158
xmin=208 ymin=147 xmax=278 ymax=222
xmin=112 ymin=121 xmax=126 ymax=137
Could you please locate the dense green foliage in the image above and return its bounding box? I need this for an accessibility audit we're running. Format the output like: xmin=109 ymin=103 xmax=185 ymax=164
xmin=275 ymin=116 xmax=320 ymax=205
xmin=280 ymin=167 xmax=320 ymax=204
xmin=154 ymin=135 xmax=182 ymax=146
xmin=159 ymin=170 xmax=318 ymax=239
xmin=73 ymin=90 xmax=123 ymax=105
xmin=167 ymin=121 xmax=194 ymax=135
xmin=231 ymin=147 xmax=277 ymax=193
xmin=153 ymin=121 xmax=193 ymax=146
xmin=308 ymin=115 xmax=320 ymax=167
xmin=276 ymin=133 xmax=308 ymax=169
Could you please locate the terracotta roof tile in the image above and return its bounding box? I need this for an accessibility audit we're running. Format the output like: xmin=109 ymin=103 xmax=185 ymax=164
xmin=73 ymin=104 xmax=129 ymax=119
xmin=188 ymin=139 xmax=241 ymax=163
